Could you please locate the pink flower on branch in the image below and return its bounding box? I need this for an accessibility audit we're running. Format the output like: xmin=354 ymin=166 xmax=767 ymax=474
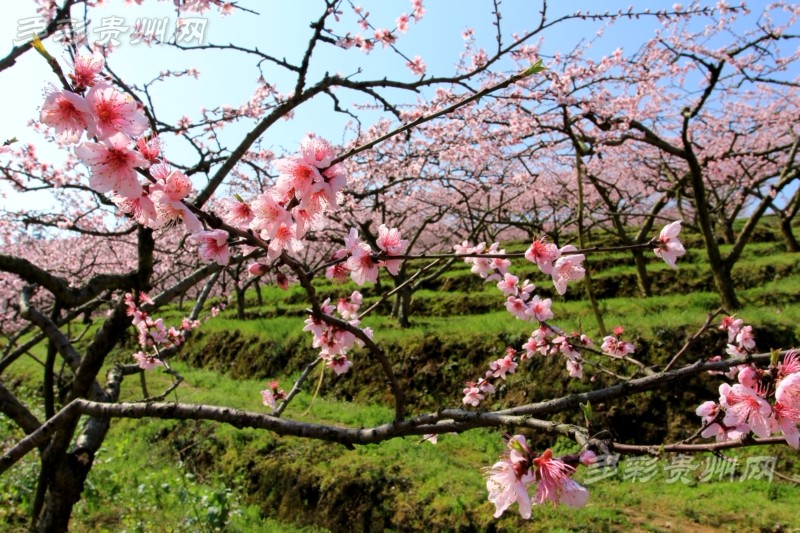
xmin=261 ymin=380 xmax=286 ymax=410
xmin=497 ymin=273 xmax=519 ymax=296
xmin=653 ymin=221 xmax=686 ymax=269
xmin=719 ymin=383 xmax=773 ymax=438
xmin=719 ymin=315 xmax=744 ymax=345
xmin=600 ymin=329 xmax=635 ymax=358
xmin=524 ymin=238 xmax=560 ymax=275
xmin=327 ymin=354 xmax=353 ymax=375
xmin=462 ymin=383 xmax=484 ymax=407
xmin=406 ymin=55 xmax=426 ymax=76
xmin=526 ymin=295 xmax=553 ymax=322
xmin=274 ymin=157 xmax=322 ymax=200
xmin=193 ymin=229 xmax=230 ymax=265
xmin=148 ymin=166 xmax=202 ymax=233
xmin=136 ymin=135 xmax=162 ymax=163
xmin=74 ymin=132 xmax=149 ymax=198
xmin=779 ymin=350 xmax=800 ymax=377
xmin=85 ymin=82 xmax=149 ymax=140
xmin=133 ymin=351 xmax=164 ymax=370
xmin=776 ymin=372 xmax=800 ymax=409
xmin=773 ymin=402 xmax=800 ymax=449
xmin=39 ymin=89 xmax=94 ymax=145
xmin=162 ymin=169 xmax=193 ymax=201
xmin=220 ymin=196 xmax=254 ymax=227
xmin=337 ymin=291 xmax=363 ymax=321
xmin=300 ymin=133 xmax=336 ymax=168
xmin=376 ymin=224 xmax=408 ymax=275
xmin=248 ymin=262 xmax=269 ymax=276
xmin=505 ymin=296 xmax=529 ymax=321
xmin=551 ymin=245 xmax=585 ymax=295
xmin=532 ymin=449 xmax=588 ymax=508
xmin=486 ymin=438 xmax=588 ymax=519
xmin=488 ymin=352 xmax=518 ymax=380
xmin=69 ymin=51 xmax=105 ymax=90
xmin=486 ymin=458 xmax=534 ymax=519
xmin=250 ymin=192 xmax=292 ymax=239
xmin=267 ymin=221 xmax=304 ymax=261
xmin=112 ymin=192 xmax=157 ymax=227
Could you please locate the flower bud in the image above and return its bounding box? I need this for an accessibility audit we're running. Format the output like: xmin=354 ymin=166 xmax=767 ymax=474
xmin=248 ymin=262 xmax=268 ymax=276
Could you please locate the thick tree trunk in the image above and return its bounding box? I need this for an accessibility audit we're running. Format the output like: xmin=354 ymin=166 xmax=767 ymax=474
xmin=776 ymin=185 xmax=800 ymax=253
xmin=236 ymin=287 xmax=246 ymax=319
xmin=574 ymin=152 xmax=607 ymax=335
xmin=255 ymin=280 xmax=264 ymax=306
xmin=721 ymin=219 xmax=735 ymax=245
xmin=392 ymin=287 xmax=411 ymax=328
xmin=632 ymin=249 xmax=653 ymax=298
xmin=32 ymin=228 xmax=155 ymax=531
xmin=36 ymin=448 xmax=95 ymax=533
xmin=779 ymin=217 xmax=800 ymax=252
xmin=711 ymin=261 xmax=740 ymax=311
xmin=681 ymin=119 xmax=741 ymax=310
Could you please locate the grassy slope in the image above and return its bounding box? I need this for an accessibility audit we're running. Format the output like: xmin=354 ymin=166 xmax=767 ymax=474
xmin=2 ymin=221 xmax=799 ymax=532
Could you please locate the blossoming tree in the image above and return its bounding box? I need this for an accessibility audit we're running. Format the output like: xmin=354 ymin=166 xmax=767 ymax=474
xmin=0 ymin=1 xmax=798 ymax=531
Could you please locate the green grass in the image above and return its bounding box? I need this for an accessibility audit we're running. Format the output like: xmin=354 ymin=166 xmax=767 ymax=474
xmin=2 ymin=220 xmax=799 ymax=531
xmin=78 ymin=364 xmax=800 ymax=531
xmin=4 ymin=339 xmax=800 ymax=532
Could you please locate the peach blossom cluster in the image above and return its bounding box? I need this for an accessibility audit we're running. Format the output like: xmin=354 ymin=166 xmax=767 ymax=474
xmin=697 ymin=319 xmax=800 ymax=448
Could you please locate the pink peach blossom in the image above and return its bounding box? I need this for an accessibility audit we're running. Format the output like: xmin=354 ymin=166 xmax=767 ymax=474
xmin=526 ymin=295 xmax=553 ymax=322
xmin=497 ymin=273 xmax=519 ymax=296
xmin=780 ymin=350 xmax=800 ymax=377
xmin=776 ymin=373 xmax=800 ymax=409
xmin=40 ymin=89 xmax=94 ymax=144
xmin=653 ymin=221 xmax=686 ymax=269
xmin=248 ymin=262 xmax=269 ymax=276
xmin=133 ymin=351 xmax=164 ymax=370
xmin=347 ymin=244 xmax=379 ymax=285
xmin=300 ymin=134 xmax=336 ymax=168
xmin=85 ymin=82 xmax=149 ymax=140
xmin=533 ymin=449 xmax=588 ymax=507
xmin=720 ymin=383 xmax=773 ymax=438
xmin=326 ymin=354 xmax=353 ymax=375
xmin=111 ymin=192 xmax=157 ymax=227
xmin=486 ymin=458 xmax=535 ymax=519
xmin=75 ymin=132 xmax=149 ymax=198
xmin=69 ymin=51 xmax=105 ymax=90
xmin=376 ymin=224 xmax=407 ymax=275
xmin=488 ymin=353 xmax=517 ymax=379
xmin=136 ymin=135 xmax=162 ymax=163
xmin=220 ymin=196 xmax=254 ymax=227
xmin=772 ymin=402 xmax=800 ymax=449
xmin=193 ymin=229 xmax=230 ymax=265
xmin=524 ymin=239 xmax=560 ymax=274
xmin=551 ymin=245 xmax=585 ymax=295
xmin=406 ymin=55 xmax=426 ymax=76
xmin=462 ymin=384 xmax=484 ymax=406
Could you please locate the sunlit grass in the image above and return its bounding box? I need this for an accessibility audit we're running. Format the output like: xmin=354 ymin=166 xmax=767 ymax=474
xmin=2 ymin=220 xmax=798 ymax=530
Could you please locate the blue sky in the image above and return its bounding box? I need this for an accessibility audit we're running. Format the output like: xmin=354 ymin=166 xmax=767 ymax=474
xmin=1 ymin=1 xmax=796 ymax=208
xmin=0 ymin=1 xmax=717 ymax=151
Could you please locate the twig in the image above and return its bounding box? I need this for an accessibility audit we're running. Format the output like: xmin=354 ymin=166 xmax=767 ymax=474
xmin=275 ymin=357 xmax=322 ymax=417
xmin=359 ymin=259 xmax=442 ymax=318
xmin=663 ymin=307 xmax=725 ymax=372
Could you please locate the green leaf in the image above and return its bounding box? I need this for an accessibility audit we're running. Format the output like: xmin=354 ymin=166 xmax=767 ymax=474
xmin=770 ymin=348 xmax=782 ymax=367
xmin=521 ymin=59 xmax=546 ymax=77
xmin=30 ymin=35 xmax=54 ymax=62
xmin=580 ymin=401 xmax=593 ymax=422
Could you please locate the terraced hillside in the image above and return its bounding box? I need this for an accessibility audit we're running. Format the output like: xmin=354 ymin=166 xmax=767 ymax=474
xmin=2 ymin=220 xmax=799 ymax=532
